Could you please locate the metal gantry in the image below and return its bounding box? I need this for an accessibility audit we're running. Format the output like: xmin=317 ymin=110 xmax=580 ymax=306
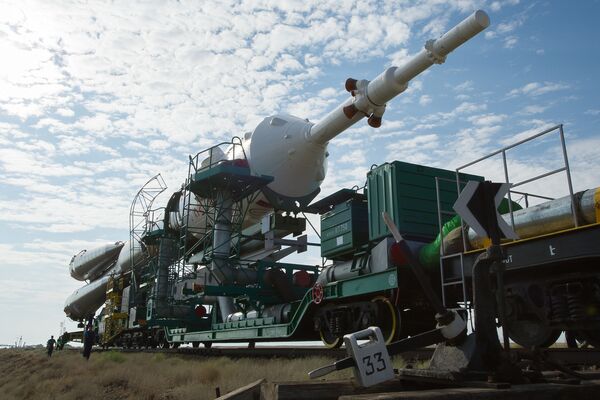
xmin=129 ymin=173 xmax=168 ymax=264
xmin=173 ymin=138 xmax=272 ymax=308
xmin=128 ymin=173 xmax=168 ymax=321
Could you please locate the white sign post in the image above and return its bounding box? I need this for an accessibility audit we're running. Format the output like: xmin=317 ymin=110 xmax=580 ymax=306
xmin=453 ymin=180 xmax=518 ymax=240
xmin=343 ymin=326 xmax=394 ymax=387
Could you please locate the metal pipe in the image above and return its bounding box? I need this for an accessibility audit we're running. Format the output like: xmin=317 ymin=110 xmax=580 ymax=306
xmin=468 ymin=188 xmax=599 ymax=247
xmin=208 ymin=191 xmax=237 ymax=320
xmin=512 ymin=167 xmax=566 ymax=188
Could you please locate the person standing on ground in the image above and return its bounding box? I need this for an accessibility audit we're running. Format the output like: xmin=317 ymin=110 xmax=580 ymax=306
xmin=46 ymin=335 xmax=56 ymax=357
xmin=82 ymin=326 xmax=94 ymax=360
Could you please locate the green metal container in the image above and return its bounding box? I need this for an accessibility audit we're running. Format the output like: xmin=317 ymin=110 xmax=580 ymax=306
xmin=367 ymin=161 xmax=483 ymax=242
xmin=321 ymin=198 xmax=369 ymax=259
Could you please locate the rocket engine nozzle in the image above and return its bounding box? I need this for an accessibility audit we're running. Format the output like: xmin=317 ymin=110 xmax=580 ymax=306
xmin=341 ymin=77 xmax=386 ymax=128
xmin=343 ymin=104 xmax=358 ymax=119
xmin=367 ymin=114 xmax=382 ymax=128
xmin=345 ymin=78 xmax=358 ymax=92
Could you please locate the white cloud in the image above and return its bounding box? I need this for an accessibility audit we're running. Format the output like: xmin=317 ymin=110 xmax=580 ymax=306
xmin=419 ymin=95 xmax=432 ymax=106
xmin=504 ymin=35 xmax=518 ymax=49
xmin=455 ymin=101 xmax=487 ymax=115
xmin=484 ymin=6 xmax=526 ymax=42
xmin=520 ymin=105 xmax=548 ymax=115
xmin=507 ymin=82 xmax=570 ymax=97
xmin=453 ymin=80 xmax=474 ymax=92
xmin=338 ymin=149 xmax=367 ymax=164
xmin=500 ymin=120 xmax=556 ymax=145
xmin=467 ymin=113 xmax=507 ymax=126
xmin=490 ymin=0 xmax=521 ymax=12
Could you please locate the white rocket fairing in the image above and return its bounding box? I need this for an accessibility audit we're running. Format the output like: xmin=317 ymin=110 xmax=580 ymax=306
xmin=64 ymin=242 xmax=146 ymax=320
xmin=69 ymin=242 xmax=124 ymax=281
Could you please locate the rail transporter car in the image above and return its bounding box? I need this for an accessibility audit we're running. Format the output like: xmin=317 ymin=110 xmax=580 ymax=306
xmin=61 ymin=124 xmax=600 ymax=351
xmin=60 ymin=11 xmax=600 ymax=350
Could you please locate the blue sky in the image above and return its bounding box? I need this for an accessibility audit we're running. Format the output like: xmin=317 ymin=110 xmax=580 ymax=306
xmin=1 ymin=0 xmax=599 ymax=345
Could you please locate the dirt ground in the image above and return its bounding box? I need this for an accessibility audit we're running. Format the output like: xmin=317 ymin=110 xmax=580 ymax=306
xmin=0 ymin=348 xmax=418 ymax=400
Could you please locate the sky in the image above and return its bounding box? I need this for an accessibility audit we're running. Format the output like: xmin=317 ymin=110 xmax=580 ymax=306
xmin=1 ymin=0 xmax=599 ymax=346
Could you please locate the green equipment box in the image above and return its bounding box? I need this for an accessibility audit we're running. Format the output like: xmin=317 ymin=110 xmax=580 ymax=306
xmin=315 ymin=190 xmax=369 ymax=260
xmin=367 ymin=161 xmax=483 ymax=242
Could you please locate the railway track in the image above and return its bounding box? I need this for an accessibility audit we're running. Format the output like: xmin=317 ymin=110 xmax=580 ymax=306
xmin=85 ymin=346 xmax=600 ymax=367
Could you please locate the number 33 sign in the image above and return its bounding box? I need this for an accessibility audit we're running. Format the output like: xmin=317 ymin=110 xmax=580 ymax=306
xmin=343 ymin=326 xmax=395 ymax=387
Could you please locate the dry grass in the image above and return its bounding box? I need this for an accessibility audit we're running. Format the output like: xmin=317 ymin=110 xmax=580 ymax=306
xmin=0 ymin=348 xmax=423 ymax=400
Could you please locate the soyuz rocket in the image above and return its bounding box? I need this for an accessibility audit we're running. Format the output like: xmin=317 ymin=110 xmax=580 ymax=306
xmin=64 ymin=10 xmax=492 ymax=321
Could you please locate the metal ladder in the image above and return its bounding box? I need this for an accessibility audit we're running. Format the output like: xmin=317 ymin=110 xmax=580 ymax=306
xmin=435 ymin=176 xmax=470 ymax=315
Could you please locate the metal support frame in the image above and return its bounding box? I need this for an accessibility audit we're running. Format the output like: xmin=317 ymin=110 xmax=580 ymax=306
xmin=442 ymin=124 xmax=576 ymax=349
xmin=129 ymin=173 xmax=168 ymax=269
xmin=128 ymin=173 xmax=168 ymax=322
xmin=455 ymin=124 xmax=577 ymax=236
xmin=172 ymin=138 xmax=276 ymax=323
xmin=177 ymin=138 xmax=249 ymax=281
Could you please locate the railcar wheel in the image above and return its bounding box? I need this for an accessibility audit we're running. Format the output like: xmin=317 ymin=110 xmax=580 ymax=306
xmin=371 ymin=296 xmax=399 ymax=345
xmin=319 ymin=329 xmax=342 ymax=349
xmin=203 ymin=342 xmax=212 ymax=349
xmin=506 ymin=318 xmax=560 ymax=348
xmin=192 ymin=341 xmax=200 ymax=348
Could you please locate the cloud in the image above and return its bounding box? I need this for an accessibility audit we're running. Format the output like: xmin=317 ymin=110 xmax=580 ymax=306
xmin=520 ymin=105 xmax=549 ymax=115
xmin=499 ymin=120 xmax=556 ymax=145
xmin=490 ymin=0 xmax=521 ymax=12
xmin=467 ymin=113 xmax=507 ymax=126
xmin=385 ymin=133 xmax=440 ymax=164
xmin=484 ymin=5 xmax=527 ymax=43
xmin=419 ymin=95 xmax=432 ymax=106
xmin=453 ymin=80 xmax=474 ymax=92
xmin=503 ymin=35 xmax=518 ymax=49
xmin=507 ymin=82 xmax=570 ymax=97
xmin=338 ymin=149 xmax=367 ymax=164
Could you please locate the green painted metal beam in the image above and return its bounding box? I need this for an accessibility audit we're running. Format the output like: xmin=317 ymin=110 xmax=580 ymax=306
xmin=166 ymin=269 xmax=399 ymax=344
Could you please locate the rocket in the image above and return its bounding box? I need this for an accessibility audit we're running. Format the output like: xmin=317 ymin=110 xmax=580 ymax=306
xmin=64 ymin=10 xmax=491 ymax=321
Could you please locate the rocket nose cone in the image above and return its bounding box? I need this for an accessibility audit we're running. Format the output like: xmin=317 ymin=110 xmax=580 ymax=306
xmin=474 ymin=10 xmax=490 ymax=29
